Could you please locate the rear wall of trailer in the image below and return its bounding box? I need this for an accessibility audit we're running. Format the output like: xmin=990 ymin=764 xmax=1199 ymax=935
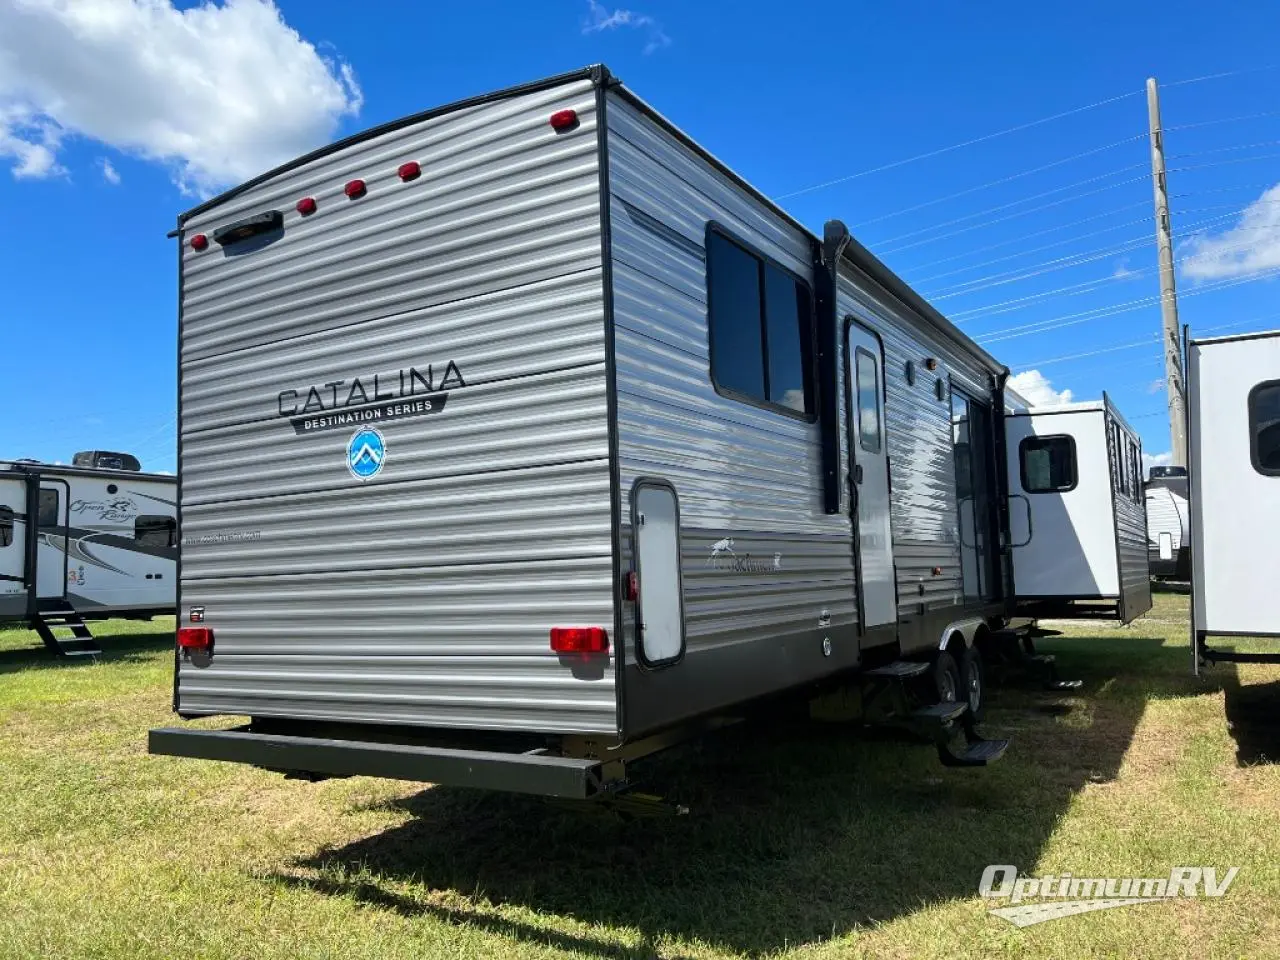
xmin=175 ymin=74 xmax=621 ymax=735
xmin=1191 ymin=333 xmax=1280 ymax=637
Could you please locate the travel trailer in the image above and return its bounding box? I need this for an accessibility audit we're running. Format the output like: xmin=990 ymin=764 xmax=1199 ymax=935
xmin=150 ymin=66 xmax=1149 ymax=800
xmin=1145 ymin=466 xmax=1189 ymax=580
xmin=1003 ymin=399 xmax=1152 ymax=622
xmin=1 ymin=454 xmax=177 ymax=656
xmin=1188 ymin=331 xmax=1280 ymax=671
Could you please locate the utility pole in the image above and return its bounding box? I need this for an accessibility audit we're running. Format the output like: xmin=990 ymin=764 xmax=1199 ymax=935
xmin=1147 ymin=77 xmax=1188 ymax=467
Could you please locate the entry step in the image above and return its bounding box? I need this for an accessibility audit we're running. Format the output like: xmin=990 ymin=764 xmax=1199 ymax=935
xmin=910 ymin=701 xmax=968 ymax=724
xmin=864 ymin=660 xmax=930 ymax=680
xmin=939 ymin=737 xmax=1009 ymax=768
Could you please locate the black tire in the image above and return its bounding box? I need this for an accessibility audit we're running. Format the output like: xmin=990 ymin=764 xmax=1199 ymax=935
xmin=957 ymin=644 xmax=987 ymax=722
xmin=931 ymin=650 xmax=961 ymax=704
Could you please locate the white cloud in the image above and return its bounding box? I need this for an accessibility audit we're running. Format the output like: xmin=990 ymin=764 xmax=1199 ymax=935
xmin=1008 ymin=369 xmax=1073 ymax=408
xmin=1143 ymin=450 xmax=1172 ymax=475
xmin=583 ymin=0 xmax=671 ymax=54
xmin=1181 ymin=183 xmax=1280 ymax=280
xmin=98 ymin=157 xmax=120 ymax=185
xmin=0 ymin=0 xmax=363 ymax=195
xmin=1112 ymin=258 xmax=1138 ymax=279
xmin=1146 ymin=377 xmax=1165 ymax=394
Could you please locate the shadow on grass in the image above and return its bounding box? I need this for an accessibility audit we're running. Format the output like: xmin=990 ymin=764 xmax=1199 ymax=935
xmin=0 ymin=625 xmax=173 ymax=675
xmin=1223 ymin=678 xmax=1280 ymax=766
xmin=268 ymin=634 xmax=1209 ymax=957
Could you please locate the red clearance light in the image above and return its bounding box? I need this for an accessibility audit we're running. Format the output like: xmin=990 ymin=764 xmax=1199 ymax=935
xmin=344 ymin=179 xmax=367 ymax=199
xmin=550 ymin=626 xmax=608 ymax=654
xmin=177 ymin=627 xmax=213 ymax=650
xmin=398 ymin=161 xmax=421 ymax=182
xmin=549 ymin=109 xmax=579 ymax=132
xmin=296 ymin=196 xmax=317 ymax=216
xmin=623 ymin=571 xmax=639 ymax=602
xmin=190 ymin=234 xmax=209 ymax=252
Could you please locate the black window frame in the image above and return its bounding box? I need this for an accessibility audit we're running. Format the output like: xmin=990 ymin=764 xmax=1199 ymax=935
xmin=135 ymin=515 xmax=177 ymax=549
xmin=1248 ymin=379 xmax=1280 ymax=477
xmin=0 ymin=505 xmax=12 ymax=548
xmin=854 ymin=347 xmax=883 ymax=454
xmin=704 ymin=222 xmax=817 ymax=423
xmin=1019 ymin=434 xmax=1078 ymax=494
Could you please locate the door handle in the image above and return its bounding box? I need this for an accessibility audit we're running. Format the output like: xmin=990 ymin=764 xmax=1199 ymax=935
xmin=1008 ymin=494 xmax=1033 ymax=548
xmin=854 ymin=464 xmax=864 ymax=484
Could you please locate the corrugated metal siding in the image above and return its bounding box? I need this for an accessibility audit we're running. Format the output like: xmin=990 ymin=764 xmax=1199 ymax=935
xmin=176 ymin=78 xmax=618 ymax=734
xmin=606 ymin=93 xmax=858 ymax=732
xmin=1107 ymin=414 xmax=1152 ymax=620
xmin=836 ymin=266 xmax=992 ymax=616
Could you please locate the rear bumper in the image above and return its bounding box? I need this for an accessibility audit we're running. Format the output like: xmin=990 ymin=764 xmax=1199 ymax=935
xmin=148 ymin=726 xmax=606 ymax=799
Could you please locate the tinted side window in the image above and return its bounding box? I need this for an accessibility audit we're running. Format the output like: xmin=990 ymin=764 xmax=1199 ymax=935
xmin=1250 ymin=380 xmax=1280 ymax=475
xmin=0 ymin=506 xmax=12 ymax=548
xmin=37 ymin=489 xmax=59 ymax=527
xmin=135 ymin=515 xmax=177 ymax=548
xmin=763 ymin=264 xmax=814 ymax=415
xmin=707 ymin=231 xmax=765 ymax=401
xmin=1021 ymin=435 xmax=1077 ymax=493
xmin=706 ymin=228 xmax=814 ymax=419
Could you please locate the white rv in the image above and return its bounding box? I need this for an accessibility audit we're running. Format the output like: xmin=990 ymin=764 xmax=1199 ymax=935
xmin=150 ymin=67 xmax=1149 ymax=798
xmin=0 ymin=454 xmax=176 ymax=656
xmin=1188 ymin=330 xmax=1280 ymax=670
xmin=1003 ymin=398 xmax=1152 ymax=622
xmin=1145 ymin=466 xmax=1189 ymax=580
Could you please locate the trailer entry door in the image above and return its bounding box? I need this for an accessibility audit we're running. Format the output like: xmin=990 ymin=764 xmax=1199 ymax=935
xmin=0 ymin=478 xmax=25 ymax=618
xmin=845 ymin=323 xmax=896 ymax=629
xmin=36 ymin=484 xmax=68 ymax=601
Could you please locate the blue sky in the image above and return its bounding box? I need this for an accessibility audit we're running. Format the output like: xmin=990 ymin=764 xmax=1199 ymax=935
xmin=2 ymin=0 xmax=1278 ymax=471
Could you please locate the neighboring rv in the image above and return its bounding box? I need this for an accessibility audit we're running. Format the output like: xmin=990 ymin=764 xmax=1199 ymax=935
xmin=1188 ymin=330 xmax=1280 ymax=671
xmin=1003 ymin=398 xmax=1152 ymax=622
xmin=150 ymin=66 xmax=1149 ymax=799
xmin=1144 ymin=466 xmax=1190 ymax=580
xmin=0 ymin=454 xmax=176 ymax=656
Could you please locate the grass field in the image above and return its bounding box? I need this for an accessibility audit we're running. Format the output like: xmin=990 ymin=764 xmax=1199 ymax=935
xmin=1 ymin=594 xmax=1278 ymax=959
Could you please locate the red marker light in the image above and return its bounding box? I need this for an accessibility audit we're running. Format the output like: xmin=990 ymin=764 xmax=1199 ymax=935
xmin=296 ymin=196 xmax=317 ymax=216
xmin=344 ymin=179 xmax=366 ymax=199
xmin=177 ymin=627 xmax=214 ymax=650
xmin=398 ymin=161 xmax=421 ymax=182
xmin=190 ymin=234 xmax=209 ymax=252
xmin=623 ymin=571 xmax=639 ymax=602
xmin=550 ymin=627 xmax=608 ymax=654
xmin=549 ymin=109 xmax=579 ymax=132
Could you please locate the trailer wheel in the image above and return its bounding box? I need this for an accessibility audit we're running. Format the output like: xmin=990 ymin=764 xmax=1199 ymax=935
xmin=931 ymin=650 xmax=961 ymax=704
xmin=957 ymin=644 xmax=986 ymax=722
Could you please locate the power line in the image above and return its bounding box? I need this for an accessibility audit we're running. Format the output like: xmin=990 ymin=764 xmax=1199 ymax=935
xmin=874 ymin=163 xmax=1148 ymax=250
xmin=977 ymin=268 xmax=1280 ymax=344
xmin=1165 ymin=110 xmax=1280 ymax=133
xmin=878 ymin=172 xmax=1151 ymax=256
xmin=773 ymin=89 xmax=1142 ymax=201
xmin=849 ymin=134 xmax=1145 ymax=229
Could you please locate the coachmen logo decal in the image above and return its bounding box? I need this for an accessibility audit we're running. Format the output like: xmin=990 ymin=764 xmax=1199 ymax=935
xmin=277 ymin=362 xmax=465 ymax=435
xmin=347 ymin=427 xmax=386 ymax=481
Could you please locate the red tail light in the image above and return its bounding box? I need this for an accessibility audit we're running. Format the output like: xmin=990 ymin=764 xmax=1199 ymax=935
xmin=550 ymin=626 xmax=608 ymax=653
xmin=190 ymin=234 xmax=208 ymax=252
xmin=177 ymin=627 xmax=213 ymax=650
xmin=549 ymin=109 xmax=579 ymax=132
xmin=398 ymin=161 xmax=421 ymax=182
xmin=344 ymin=179 xmax=366 ymax=199
xmin=296 ymin=196 xmax=317 ymax=216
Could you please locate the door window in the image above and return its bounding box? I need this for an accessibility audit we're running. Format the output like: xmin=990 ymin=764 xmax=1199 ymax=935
xmin=854 ymin=348 xmax=882 ymax=453
xmin=0 ymin=506 xmax=12 ymax=547
xmin=37 ymin=489 xmax=59 ymax=527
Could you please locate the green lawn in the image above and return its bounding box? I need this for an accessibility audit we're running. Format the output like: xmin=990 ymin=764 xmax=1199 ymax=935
xmin=1 ymin=595 xmax=1277 ymax=959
